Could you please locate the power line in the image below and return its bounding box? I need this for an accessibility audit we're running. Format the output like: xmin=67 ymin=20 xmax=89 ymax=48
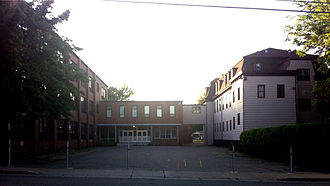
xmin=276 ymin=0 xmax=330 ymax=4
xmin=103 ymin=0 xmax=330 ymax=13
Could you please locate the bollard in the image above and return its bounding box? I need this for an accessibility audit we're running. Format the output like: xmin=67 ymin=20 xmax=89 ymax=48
xmin=231 ymin=145 xmax=237 ymax=173
xmin=66 ymin=140 xmax=70 ymax=169
xmin=289 ymin=146 xmax=293 ymax=173
xmin=127 ymin=142 xmax=130 ymax=169
xmin=8 ymin=139 xmax=11 ymax=167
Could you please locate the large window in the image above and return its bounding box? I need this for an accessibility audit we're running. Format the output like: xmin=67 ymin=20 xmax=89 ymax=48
xmin=101 ymin=88 xmax=106 ymax=99
xmin=157 ymin=106 xmax=162 ymax=117
xmin=132 ymin=106 xmax=137 ymax=118
xmin=57 ymin=120 xmax=67 ymax=140
xmin=89 ymin=77 xmax=94 ymax=92
xmin=81 ymin=96 xmax=87 ymax=113
xmin=192 ymin=106 xmax=201 ymax=114
xmin=298 ymin=98 xmax=311 ymax=111
xmin=233 ymin=117 xmax=236 ymax=130
xmin=154 ymin=126 xmax=177 ymax=139
xmin=233 ymin=91 xmax=235 ymax=103
xmin=257 ymin=85 xmax=265 ymax=98
xmin=170 ymin=106 xmax=175 ymax=117
xmin=297 ymin=69 xmax=310 ymax=81
xmin=89 ymin=125 xmax=94 ymax=140
xmin=81 ymin=123 xmax=87 ymax=139
xmin=277 ymin=84 xmax=285 ymax=98
xmin=120 ymin=106 xmax=125 ymax=118
xmin=237 ymin=113 xmax=241 ymax=125
xmin=39 ymin=116 xmax=51 ymax=140
xmin=144 ymin=106 xmax=150 ymax=117
xmin=70 ymin=121 xmax=78 ymax=139
xmin=96 ymin=82 xmax=99 ymax=93
xmin=238 ymin=87 xmax=241 ymax=100
xmin=106 ymin=106 xmax=112 ymax=118
xmin=89 ymin=101 xmax=94 ymax=115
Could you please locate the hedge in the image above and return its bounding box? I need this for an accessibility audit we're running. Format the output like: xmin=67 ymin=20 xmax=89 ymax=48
xmin=240 ymin=123 xmax=330 ymax=172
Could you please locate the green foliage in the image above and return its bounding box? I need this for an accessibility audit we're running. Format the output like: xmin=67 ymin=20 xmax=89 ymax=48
xmin=285 ymin=1 xmax=330 ymax=120
xmin=240 ymin=123 xmax=330 ymax=171
xmin=108 ymin=85 xmax=134 ymax=101
xmin=197 ymin=92 xmax=206 ymax=104
xmin=0 ymin=0 xmax=87 ymax=123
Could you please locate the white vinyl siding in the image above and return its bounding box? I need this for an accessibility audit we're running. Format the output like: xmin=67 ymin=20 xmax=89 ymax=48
xmin=243 ymin=76 xmax=296 ymax=131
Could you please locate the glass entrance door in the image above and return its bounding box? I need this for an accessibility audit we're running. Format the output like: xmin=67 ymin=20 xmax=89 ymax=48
xmin=119 ymin=129 xmax=150 ymax=142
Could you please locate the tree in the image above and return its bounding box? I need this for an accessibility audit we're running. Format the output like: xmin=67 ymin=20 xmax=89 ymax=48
xmin=0 ymin=0 xmax=87 ymax=125
xmin=197 ymin=92 xmax=206 ymax=104
xmin=285 ymin=0 xmax=330 ymax=122
xmin=108 ymin=85 xmax=135 ymax=101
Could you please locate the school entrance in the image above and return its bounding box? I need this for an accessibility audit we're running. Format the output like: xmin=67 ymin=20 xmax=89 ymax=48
xmin=119 ymin=129 xmax=151 ymax=143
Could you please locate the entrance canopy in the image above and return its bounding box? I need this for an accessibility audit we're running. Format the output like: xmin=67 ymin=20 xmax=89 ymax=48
xmin=96 ymin=123 xmax=181 ymax=127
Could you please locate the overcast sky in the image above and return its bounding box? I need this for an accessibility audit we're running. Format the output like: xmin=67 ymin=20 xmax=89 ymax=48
xmin=52 ymin=0 xmax=301 ymax=104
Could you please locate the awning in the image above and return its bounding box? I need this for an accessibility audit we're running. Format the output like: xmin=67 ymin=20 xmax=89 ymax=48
xmin=96 ymin=123 xmax=182 ymax=127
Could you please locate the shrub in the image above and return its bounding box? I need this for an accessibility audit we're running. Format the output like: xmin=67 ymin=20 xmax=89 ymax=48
xmin=240 ymin=123 xmax=330 ymax=172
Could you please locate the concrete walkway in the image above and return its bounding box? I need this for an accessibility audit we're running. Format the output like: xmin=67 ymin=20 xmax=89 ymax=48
xmin=1 ymin=166 xmax=330 ymax=182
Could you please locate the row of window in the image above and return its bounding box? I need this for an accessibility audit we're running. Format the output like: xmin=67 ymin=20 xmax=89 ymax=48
xmin=215 ymin=87 xmax=241 ymax=113
xmin=80 ymin=97 xmax=97 ymax=115
xmin=106 ymin=105 xmax=176 ymax=118
xmin=257 ymin=84 xmax=285 ymax=98
xmin=39 ymin=119 xmax=94 ymax=140
xmin=215 ymin=113 xmax=241 ymax=133
xmin=70 ymin=60 xmax=107 ymax=100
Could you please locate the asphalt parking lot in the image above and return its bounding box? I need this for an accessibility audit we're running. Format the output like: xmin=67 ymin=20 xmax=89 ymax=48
xmin=35 ymin=145 xmax=290 ymax=173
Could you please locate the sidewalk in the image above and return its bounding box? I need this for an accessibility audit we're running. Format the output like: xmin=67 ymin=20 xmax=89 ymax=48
xmin=1 ymin=166 xmax=330 ymax=182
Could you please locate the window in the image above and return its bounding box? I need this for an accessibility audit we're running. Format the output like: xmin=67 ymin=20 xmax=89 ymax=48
xmin=89 ymin=125 xmax=94 ymax=140
xmin=297 ymin=69 xmax=310 ymax=81
xmin=70 ymin=121 xmax=78 ymax=139
xmin=81 ymin=123 xmax=87 ymax=139
xmin=89 ymin=101 xmax=94 ymax=115
xmin=120 ymin=106 xmax=125 ymax=118
xmin=229 ymin=71 xmax=231 ymax=80
xmin=101 ymin=88 xmax=106 ymax=99
xmin=222 ymin=122 xmax=224 ymax=132
xmin=230 ymin=120 xmax=232 ymax=131
xmin=106 ymin=106 xmax=112 ymax=118
xmin=170 ymin=106 xmax=175 ymax=117
xmin=81 ymin=97 xmax=87 ymax=113
xmin=192 ymin=106 xmax=201 ymax=114
xmin=298 ymin=98 xmax=311 ymax=111
xmin=157 ymin=106 xmax=162 ymax=117
xmin=88 ymin=77 xmax=95 ymax=92
xmin=233 ymin=91 xmax=235 ymax=103
xmin=216 ymin=100 xmax=219 ymax=112
xmin=132 ymin=106 xmax=137 ymax=118
xmin=39 ymin=116 xmax=51 ymax=140
xmin=237 ymin=113 xmax=241 ymax=125
xmin=233 ymin=117 xmax=235 ymax=130
xmin=57 ymin=120 xmax=67 ymax=140
xmin=238 ymin=87 xmax=241 ymax=100
xmin=226 ymin=121 xmax=228 ymax=131
xmin=255 ymin=63 xmax=262 ymax=71
xmin=257 ymin=85 xmax=265 ymax=98
xmin=277 ymin=84 xmax=285 ymax=98
xmin=96 ymin=104 xmax=99 ymax=113
xmin=154 ymin=126 xmax=177 ymax=139
xmin=144 ymin=106 xmax=150 ymax=117
xmin=96 ymin=83 xmax=99 ymax=93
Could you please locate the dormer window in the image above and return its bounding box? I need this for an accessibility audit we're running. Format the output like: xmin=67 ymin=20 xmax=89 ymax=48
xmin=255 ymin=63 xmax=262 ymax=71
xmin=228 ymin=71 xmax=231 ymax=80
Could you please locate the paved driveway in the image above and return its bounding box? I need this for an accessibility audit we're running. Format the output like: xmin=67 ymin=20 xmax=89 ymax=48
xmin=37 ymin=145 xmax=290 ymax=173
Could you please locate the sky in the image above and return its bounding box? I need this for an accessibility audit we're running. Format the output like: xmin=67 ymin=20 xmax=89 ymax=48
xmin=52 ymin=0 xmax=301 ymax=104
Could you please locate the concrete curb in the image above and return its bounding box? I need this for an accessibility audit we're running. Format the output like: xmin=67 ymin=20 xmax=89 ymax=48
xmin=1 ymin=166 xmax=329 ymax=182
